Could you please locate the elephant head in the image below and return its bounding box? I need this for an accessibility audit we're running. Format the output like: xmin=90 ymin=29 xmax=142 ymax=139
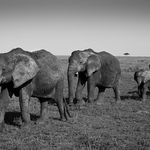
xmin=67 ymin=48 xmax=95 ymax=103
xmin=134 ymin=69 xmax=150 ymax=86
xmin=0 ymin=51 xmax=39 ymax=89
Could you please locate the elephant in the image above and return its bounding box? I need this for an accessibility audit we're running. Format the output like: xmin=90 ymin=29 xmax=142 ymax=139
xmin=0 ymin=48 xmax=70 ymax=131
xmin=86 ymin=52 xmax=121 ymax=104
xmin=67 ymin=48 xmax=96 ymax=105
xmin=67 ymin=48 xmax=121 ymax=105
xmin=134 ymin=69 xmax=150 ymax=101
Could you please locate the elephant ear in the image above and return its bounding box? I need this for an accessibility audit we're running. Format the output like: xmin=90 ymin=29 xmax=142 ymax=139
xmin=79 ymin=49 xmax=95 ymax=63
xmin=12 ymin=54 xmax=39 ymax=88
xmin=87 ymin=55 xmax=101 ymax=76
xmin=141 ymin=71 xmax=150 ymax=83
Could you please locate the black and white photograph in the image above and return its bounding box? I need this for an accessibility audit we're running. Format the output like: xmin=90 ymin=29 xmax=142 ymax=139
xmin=0 ymin=0 xmax=150 ymax=149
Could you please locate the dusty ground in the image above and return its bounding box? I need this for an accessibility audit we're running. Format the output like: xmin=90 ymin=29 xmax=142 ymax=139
xmin=0 ymin=56 xmax=150 ymax=150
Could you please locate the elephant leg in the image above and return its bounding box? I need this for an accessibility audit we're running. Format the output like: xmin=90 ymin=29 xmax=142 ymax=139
xmin=141 ymin=84 xmax=147 ymax=102
xmin=0 ymin=88 xmax=10 ymax=132
xmin=138 ymin=86 xmax=142 ymax=98
xmin=19 ymin=88 xmax=30 ymax=125
xmin=87 ymin=77 xmax=95 ymax=103
xmin=38 ymin=99 xmax=48 ymax=123
xmin=75 ymin=73 xmax=87 ymax=105
xmin=56 ymin=79 xmax=66 ymax=121
xmin=113 ymin=85 xmax=121 ymax=102
xmin=95 ymin=87 xmax=105 ymax=105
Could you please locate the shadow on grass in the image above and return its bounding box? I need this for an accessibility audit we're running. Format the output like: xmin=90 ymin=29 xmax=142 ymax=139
xmin=4 ymin=111 xmax=39 ymax=127
xmin=121 ymin=90 xmax=140 ymax=101
xmin=121 ymin=95 xmax=140 ymax=101
xmin=48 ymin=98 xmax=57 ymax=105
xmin=65 ymin=97 xmax=88 ymax=104
xmin=121 ymin=90 xmax=150 ymax=101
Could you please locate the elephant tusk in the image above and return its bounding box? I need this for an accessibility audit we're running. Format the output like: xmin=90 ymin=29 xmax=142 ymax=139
xmin=74 ymin=72 xmax=78 ymax=77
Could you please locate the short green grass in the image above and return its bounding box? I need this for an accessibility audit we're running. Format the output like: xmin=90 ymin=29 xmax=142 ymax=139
xmin=0 ymin=56 xmax=150 ymax=150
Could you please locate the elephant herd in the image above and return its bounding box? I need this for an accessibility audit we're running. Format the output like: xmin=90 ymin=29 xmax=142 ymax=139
xmin=0 ymin=48 xmax=149 ymax=131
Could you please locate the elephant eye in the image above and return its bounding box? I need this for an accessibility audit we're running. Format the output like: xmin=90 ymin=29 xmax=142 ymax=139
xmin=2 ymin=67 xmax=6 ymax=71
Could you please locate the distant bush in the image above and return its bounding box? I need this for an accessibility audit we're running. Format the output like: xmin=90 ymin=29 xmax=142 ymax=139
xmin=123 ymin=53 xmax=130 ymax=56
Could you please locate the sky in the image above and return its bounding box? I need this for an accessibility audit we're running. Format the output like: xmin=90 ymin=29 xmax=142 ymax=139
xmin=0 ymin=0 xmax=150 ymax=56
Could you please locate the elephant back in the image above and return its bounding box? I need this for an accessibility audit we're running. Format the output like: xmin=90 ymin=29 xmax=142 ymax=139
xmin=98 ymin=51 xmax=121 ymax=87
xmin=99 ymin=51 xmax=121 ymax=73
xmin=32 ymin=50 xmax=64 ymax=79
xmin=6 ymin=48 xmax=38 ymax=70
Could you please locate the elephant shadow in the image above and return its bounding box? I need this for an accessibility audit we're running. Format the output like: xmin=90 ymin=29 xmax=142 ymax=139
xmin=121 ymin=90 xmax=150 ymax=101
xmin=121 ymin=95 xmax=140 ymax=101
xmin=4 ymin=111 xmax=39 ymax=127
xmin=48 ymin=97 xmax=57 ymax=105
xmin=4 ymin=98 xmax=58 ymax=127
xmin=120 ymin=90 xmax=140 ymax=101
xmin=65 ymin=97 xmax=88 ymax=104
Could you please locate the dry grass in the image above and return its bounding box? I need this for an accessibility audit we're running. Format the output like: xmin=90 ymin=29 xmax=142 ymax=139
xmin=0 ymin=56 xmax=150 ymax=150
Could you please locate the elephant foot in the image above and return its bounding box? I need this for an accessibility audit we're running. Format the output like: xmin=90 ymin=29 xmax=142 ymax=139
xmin=142 ymin=98 xmax=147 ymax=103
xmin=116 ymin=99 xmax=122 ymax=104
xmin=76 ymin=100 xmax=86 ymax=109
xmin=35 ymin=117 xmax=47 ymax=125
xmin=96 ymin=101 xmax=103 ymax=105
xmin=60 ymin=116 xmax=67 ymax=122
xmin=88 ymin=99 xmax=94 ymax=104
xmin=20 ymin=122 xmax=32 ymax=130
xmin=94 ymin=98 xmax=104 ymax=105
xmin=76 ymin=100 xmax=85 ymax=106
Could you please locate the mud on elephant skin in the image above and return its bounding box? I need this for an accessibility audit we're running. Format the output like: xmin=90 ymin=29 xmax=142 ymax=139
xmin=86 ymin=51 xmax=121 ymax=104
xmin=0 ymin=48 xmax=71 ymax=131
xmin=134 ymin=69 xmax=150 ymax=101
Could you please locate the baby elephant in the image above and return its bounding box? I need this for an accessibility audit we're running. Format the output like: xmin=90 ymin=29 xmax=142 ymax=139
xmin=134 ymin=69 xmax=150 ymax=101
xmin=0 ymin=48 xmax=71 ymax=131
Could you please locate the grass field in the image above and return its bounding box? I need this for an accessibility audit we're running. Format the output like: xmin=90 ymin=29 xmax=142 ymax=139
xmin=0 ymin=56 xmax=150 ymax=150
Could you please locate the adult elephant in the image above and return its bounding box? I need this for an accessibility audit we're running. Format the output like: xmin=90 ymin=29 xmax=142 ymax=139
xmin=86 ymin=52 xmax=121 ymax=104
xmin=0 ymin=48 xmax=70 ymax=131
xmin=67 ymin=48 xmax=96 ymax=105
xmin=134 ymin=69 xmax=150 ymax=101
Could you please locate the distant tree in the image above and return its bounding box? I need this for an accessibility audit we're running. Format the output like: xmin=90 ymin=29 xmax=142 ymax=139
xmin=123 ymin=53 xmax=130 ymax=56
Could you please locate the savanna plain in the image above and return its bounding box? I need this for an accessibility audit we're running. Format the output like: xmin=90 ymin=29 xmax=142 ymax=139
xmin=0 ymin=56 xmax=150 ymax=150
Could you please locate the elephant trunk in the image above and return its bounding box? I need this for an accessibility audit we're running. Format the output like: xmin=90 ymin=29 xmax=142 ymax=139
xmin=87 ymin=67 xmax=94 ymax=77
xmin=67 ymin=66 xmax=77 ymax=104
